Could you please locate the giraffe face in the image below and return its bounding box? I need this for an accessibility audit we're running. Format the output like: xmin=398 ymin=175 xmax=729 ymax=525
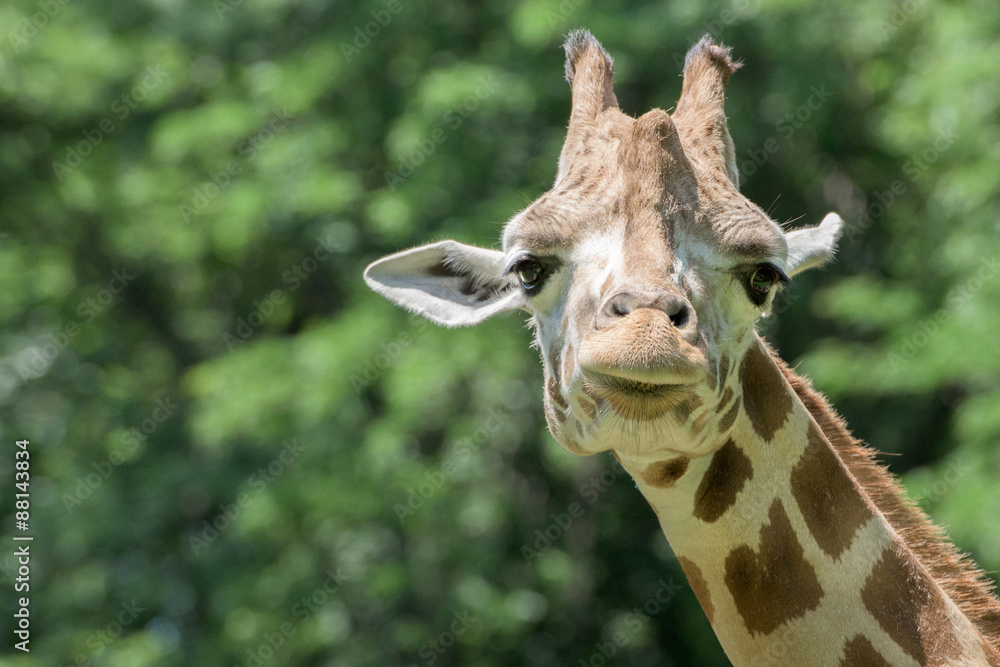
xmin=364 ymin=32 xmax=843 ymax=460
xmin=500 ymin=107 xmax=792 ymax=457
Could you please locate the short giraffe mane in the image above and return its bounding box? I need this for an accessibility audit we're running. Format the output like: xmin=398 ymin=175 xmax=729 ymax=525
xmin=764 ymin=339 xmax=1000 ymax=647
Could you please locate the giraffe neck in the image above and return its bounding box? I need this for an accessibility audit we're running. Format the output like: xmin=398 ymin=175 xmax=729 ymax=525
xmin=615 ymin=335 xmax=1000 ymax=667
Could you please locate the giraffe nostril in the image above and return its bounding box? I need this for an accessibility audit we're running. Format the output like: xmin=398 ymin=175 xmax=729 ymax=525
xmin=669 ymin=304 xmax=691 ymax=329
xmin=610 ymin=302 xmax=630 ymax=318
xmin=602 ymin=292 xmax=637 ymax=319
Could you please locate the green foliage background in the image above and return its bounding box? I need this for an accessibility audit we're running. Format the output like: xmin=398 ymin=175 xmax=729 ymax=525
xmin=0 ymin=0 xmax=998 ymax=665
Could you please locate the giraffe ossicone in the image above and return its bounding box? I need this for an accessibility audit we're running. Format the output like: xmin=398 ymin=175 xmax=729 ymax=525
xmin=365 ymin=30 xmax=1000 ymax=666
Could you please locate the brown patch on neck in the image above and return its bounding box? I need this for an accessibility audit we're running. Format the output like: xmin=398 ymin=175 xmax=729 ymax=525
xmin=763 ymin=337 xmax=1000 ymax=652
xmin=640 ymin=457 xmax=690 ymax=488
xmin=739 ymin=340 xmax=792 ymax=441
xmin=861 ymin=546 xmax=964 ymax=664
xmin=718 ymin=385 xmax=733 ymax=409
xmin=693 ymin=438 xmax=752 ymax=523
xmin=717 ymin=399 xmax=739 ymax=433
xmin=678 ymin=556 xmax=714 ymax=624
xmin=839 ymin=635 xmax=892 ymax=667
xmin=791 ymin=424 xmax=873 ymax=560
xmin=723 ymin=499 xmax=823 ymax=635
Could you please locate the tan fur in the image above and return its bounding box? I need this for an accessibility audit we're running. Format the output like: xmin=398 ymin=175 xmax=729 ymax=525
xmin=766 ymin=340 xmax=1000 ymax=651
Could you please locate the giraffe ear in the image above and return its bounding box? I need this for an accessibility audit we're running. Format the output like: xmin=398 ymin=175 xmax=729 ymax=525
xmin=784 ymin=213 xmax=845 ymax=277
xmin=364 ymin=241 xmax=524 ymax=327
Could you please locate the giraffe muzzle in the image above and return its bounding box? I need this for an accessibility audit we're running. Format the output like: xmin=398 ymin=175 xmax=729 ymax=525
xmin=578 ymin=307 xmax=709 ymax=388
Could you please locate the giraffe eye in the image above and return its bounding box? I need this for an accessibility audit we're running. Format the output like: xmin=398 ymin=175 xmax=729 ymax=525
xmin=743 ymin=263 xmax=789 ymax=306
xmin=749 ymin=266 xmax=777 ymax=294
xmin=505 ymin=254 xmax=558 ymax=295
xmin=516 ymin=259 xmax=546 ymax=291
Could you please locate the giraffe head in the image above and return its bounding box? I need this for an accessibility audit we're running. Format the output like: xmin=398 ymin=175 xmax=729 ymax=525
xmin=365 ymin=31 xmax=843 ymax=461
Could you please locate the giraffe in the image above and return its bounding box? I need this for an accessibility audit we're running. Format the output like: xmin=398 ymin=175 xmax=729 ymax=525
xmin=364 ymin=31 xmax=1000 ymax=665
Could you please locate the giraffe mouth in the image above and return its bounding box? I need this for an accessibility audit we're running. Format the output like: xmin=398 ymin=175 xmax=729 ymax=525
xmin=583 ymin=372 xmax=691 ymax=421
xmin=588 ymin=373 xmax=681 ymax=396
